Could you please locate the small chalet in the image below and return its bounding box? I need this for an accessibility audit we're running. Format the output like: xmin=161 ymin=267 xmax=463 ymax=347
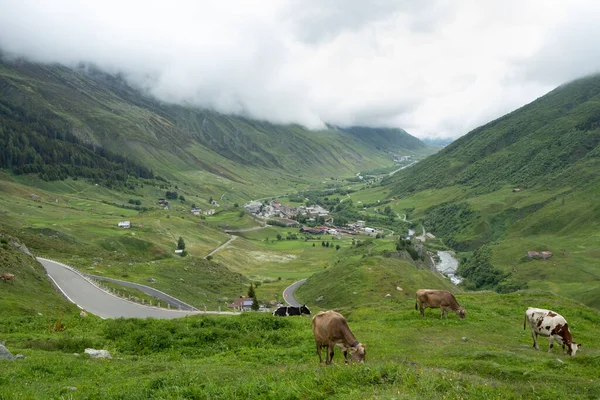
xmin=526 ymin=251 xmax=540 ymax=259
xmin=227 ymin=297 xmax=254 ymax=312
xmin=118 ymin=221 xmax=131 ymax=229
xmin=190 ymin=208 xmax=202 ymax=215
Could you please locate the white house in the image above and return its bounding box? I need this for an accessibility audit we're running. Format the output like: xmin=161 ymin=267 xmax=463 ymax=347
xmin=190 ymin=208 xmax=202 ymax=215
xmin=118 ymin=221 xmax=131 ymax=229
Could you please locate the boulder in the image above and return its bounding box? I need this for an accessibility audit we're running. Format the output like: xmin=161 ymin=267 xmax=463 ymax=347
xmin=0 ymin=344 xmax=14 ymax=360
xmin=84 ymin=348 xmax=112 ymax=359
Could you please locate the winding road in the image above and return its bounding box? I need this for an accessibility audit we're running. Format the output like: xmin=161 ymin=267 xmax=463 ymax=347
xmin=85 ymin=274 xmax=198 ymax=311
xmin=282 ymin=279 xmax=307 ymax=307
xmin=38 ymin=258 xmax=235 ymax=319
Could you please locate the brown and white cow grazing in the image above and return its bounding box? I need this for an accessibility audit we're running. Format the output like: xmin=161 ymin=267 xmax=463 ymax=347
xmin=312 ymin=310 xmax=366 ymax=365
xmin=415 ymin=289 xmax=466 ymax=319
xmin=524 ymin=307 xmax=581 ymax=356
xmin=0 ymin=273 xmax=14 ymax=282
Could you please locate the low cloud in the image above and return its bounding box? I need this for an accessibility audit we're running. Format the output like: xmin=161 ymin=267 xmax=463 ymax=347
xmin=1 ymin=0 xmax=599 ymax=138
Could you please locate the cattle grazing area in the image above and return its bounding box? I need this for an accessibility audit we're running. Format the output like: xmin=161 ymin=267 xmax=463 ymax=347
xmin=0 ymin=272 xmax=15 ymax=282
xmin=524 ymin=307 xmax=581 ymax=356
xmin=273 ymin=305 xmax=311 ymax=316
xmin=1 ymin=291 xmax=599 ymax=399
xmin=312 ymin=310 xmax=366 ymax=364
xmin=416 ymin=289 xmax=466 ymax=319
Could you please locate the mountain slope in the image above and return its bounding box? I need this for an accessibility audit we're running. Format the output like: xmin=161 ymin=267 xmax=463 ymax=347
xmin=385 ymin=74 xmax=600 ymax=194
xmin=373 ymin=75 xmax=600 ymax=308
xmin=0 ymin=58 xmax=434 ymax=197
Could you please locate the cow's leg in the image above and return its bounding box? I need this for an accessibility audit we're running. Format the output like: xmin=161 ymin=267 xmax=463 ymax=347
xmin=316 ymin=343 xmax=323 ymax=364
xmin=327 ymin=344 xmax=335 ymax=365
xmin=419 ymin=303 xmax=426 ymax=317
xmin=531 ymin=330 xmax=539 ymax=350
xmin=548 ymin=336 xmax=554 ymax=353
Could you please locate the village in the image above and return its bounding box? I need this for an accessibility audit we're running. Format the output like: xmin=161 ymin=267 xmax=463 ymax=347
xmin=242 ymin=200 xmax=379 ymax=236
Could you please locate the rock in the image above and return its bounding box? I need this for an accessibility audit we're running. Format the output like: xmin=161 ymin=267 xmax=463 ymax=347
xmin=73 ymin=353 xmax=80 ymax=357
xmin=461 ymin=337 xmax=468 ymax=342
xmin=316 ymin=296 xmax=324 ymax=302
xmin=84 ymin=348 xmax=112 ymax=359
xmin=148 ymin=278 xmax=157 ymax=283
xmin=556 ymin=358 xmax=564 ymax=364
xmin=80 ymin=310 xmax=88 ymax=317
xmin=385 ymin=293 xmax=391 ymax=297
xmin=63 ymin=387 xmax=78 ymax=391
xmin=15 ymin=354 xmax=25 ymax=359
xmin=396 ymin=286 xmax=403 ymax=291
xmin=0 ymin=344 xmax=14 ymax=360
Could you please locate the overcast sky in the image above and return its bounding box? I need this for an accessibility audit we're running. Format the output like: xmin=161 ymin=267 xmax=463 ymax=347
xmin=1 ymin=0 xmax=600 ymax=139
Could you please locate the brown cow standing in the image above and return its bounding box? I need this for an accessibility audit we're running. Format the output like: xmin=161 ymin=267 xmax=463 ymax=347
xmin=0 ymin=273 xmax=15 ymax=283
xmin=416 ymin=289 xmax=466 ymax=319
xmin=312 ymin=310 xmax=366 ymax=365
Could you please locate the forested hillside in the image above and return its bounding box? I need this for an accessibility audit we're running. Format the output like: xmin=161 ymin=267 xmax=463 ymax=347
xmin=0 ymin=58 xmax=434 ymax=193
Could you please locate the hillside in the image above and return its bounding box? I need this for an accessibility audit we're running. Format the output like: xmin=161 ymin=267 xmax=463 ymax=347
xmin=385 ymin=74 xmax=600 ymax=194
xmin=0 ymin=57 xmax=434 ymax=202
xmin=368 ymin=75 xmax=600 ymax=308
xmin=0 ymin=233 xmax=76 ymax=317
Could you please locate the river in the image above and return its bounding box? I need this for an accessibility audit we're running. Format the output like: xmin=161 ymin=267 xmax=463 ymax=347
xmin=435 ymin=251 xmax=462 ymax=285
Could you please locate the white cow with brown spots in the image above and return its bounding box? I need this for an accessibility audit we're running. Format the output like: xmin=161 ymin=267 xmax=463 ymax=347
xmin=524 ymin=307 xmax=581 ymax=356
xmin=311 ymin=310 xmax=366 ymax=365
xmin=415 ymin=289 xmax=466 ymax=319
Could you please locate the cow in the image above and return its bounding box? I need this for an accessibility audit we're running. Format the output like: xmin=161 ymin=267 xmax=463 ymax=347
xmin=272 ymin=305 xmax=311 ymax=317
xmin=311 ymin=310 xmax=366 ymax=365
xmin=415 ymin=289 xmax=466 ymax=319
xmin=0 ymin=273 xmax=14 ymax=283
xmin=524 ymin=307 xmax=581 ymax=356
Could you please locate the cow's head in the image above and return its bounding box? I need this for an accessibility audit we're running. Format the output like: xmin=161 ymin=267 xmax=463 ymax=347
xmin=566 ymin=342 xmax=581 ymax=356
xmin=301 ymin=305 xmax=311 ymax=315
xmin=457 ymin=307 xmax=466 ymax=319
xmin=348 ymin=343 xmax=366 ymax=363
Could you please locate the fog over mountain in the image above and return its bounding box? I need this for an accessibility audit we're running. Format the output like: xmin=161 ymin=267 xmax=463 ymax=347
xmin=1 ymin=0 xmax=600 ymax=139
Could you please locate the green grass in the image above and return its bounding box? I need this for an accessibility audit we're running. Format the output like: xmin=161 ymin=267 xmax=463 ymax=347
xmin=1 ymin=291 xmax=599 ymax=399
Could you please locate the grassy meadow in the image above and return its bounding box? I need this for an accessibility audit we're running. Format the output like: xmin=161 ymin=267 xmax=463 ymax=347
xmin=1 ymin=290 xmax=599 ymax=399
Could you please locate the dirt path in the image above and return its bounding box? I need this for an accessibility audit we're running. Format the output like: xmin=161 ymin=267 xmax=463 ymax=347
xmin=204 ymin=235 xmax=238 ymax=259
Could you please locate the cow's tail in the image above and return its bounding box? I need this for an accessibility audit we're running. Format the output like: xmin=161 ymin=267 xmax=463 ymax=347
xmin=523 ymin=313 xmax=527 ymax=330
xmin=415 ymin=301 xmax=418 ymax=311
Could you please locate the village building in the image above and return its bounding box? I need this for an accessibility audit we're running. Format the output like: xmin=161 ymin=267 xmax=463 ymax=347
xmin=227 ymin=297 xmax=254 ymax=312
xmin=118 ymin=221 xmax=131 ymax=229
xmin=190 ymin=208 xmax=202 ymax=215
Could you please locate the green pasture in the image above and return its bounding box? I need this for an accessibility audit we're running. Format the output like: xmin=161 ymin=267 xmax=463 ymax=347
xmin=1 ymin=291 xmax=599 ymax=399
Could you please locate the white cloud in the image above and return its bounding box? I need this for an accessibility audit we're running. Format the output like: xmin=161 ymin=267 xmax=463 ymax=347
xmin=1 ymin=0 xmax=599 ymax=138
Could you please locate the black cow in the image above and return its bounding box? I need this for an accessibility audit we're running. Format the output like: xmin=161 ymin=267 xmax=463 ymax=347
xmin=273 ymin=305 xmax=311 ymax=316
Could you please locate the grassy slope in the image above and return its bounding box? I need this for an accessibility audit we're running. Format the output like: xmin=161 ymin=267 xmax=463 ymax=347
xmin=0 ymin=291 xmax=598 ymax=399
xmin=0 ymin=59 xmax=436 ymax=206
xmin=0 ymin=234 xmax=76 ymax=317
xmin=0 ymin=175 xmax=250 ymax=308
xmin=370 ymin=75 xmax=600 ymax=308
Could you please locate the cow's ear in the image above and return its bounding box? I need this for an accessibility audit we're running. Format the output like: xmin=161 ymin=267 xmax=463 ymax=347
xmin=578 ymin=344 xmax=582 ymax=348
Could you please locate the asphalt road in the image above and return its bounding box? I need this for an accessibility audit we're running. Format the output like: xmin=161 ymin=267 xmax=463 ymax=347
xmin=282 ymin=279 xmax=307 ymax=307
xmin=85 ymin=274 xmax=198 ymax=311
xmin=38 ymin=258 xmax=234 ymax=319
